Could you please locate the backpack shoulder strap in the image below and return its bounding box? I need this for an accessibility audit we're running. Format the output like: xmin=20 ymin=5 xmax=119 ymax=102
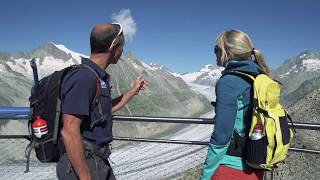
xmin=77 ymin=64 xmax=105 ymax=124
xmin=77 ymin=64 xmax=101 ymax=107
xmin=78 ymin=64 xmax=100 ymax=79
xmin=223 ymin=71 xmax=268 ymax=113
xmin=223 ymin=71 xmax=256 ymax=83
xmin=223 ymin=71 xmax=256 ymax=158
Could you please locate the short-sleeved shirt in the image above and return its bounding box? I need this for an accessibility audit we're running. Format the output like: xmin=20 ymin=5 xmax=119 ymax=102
xmin=61 ymin=58 xmax=113 ymax=158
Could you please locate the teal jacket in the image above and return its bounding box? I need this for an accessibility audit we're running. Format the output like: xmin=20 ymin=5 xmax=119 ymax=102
xmin=200 ymin=60 xmax=261 ymax=179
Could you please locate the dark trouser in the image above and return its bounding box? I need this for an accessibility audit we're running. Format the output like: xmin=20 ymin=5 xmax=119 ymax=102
xmin=56 ymin=152 xmax=116 ymax=180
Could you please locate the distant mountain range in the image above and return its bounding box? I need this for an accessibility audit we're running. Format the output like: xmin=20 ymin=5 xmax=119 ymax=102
xmin=0 ymin=42 xmax=213 ymax=137
xmin=176 ymin=64 xmax=223 ymax=86
xmin=1 ymin=43 xmax=319 ymax=179
xmin=272 ymin=51 xmax=320 ymax=97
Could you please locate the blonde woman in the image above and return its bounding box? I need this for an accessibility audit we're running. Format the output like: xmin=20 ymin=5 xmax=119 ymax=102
xmin=200 ymin=30 xmax=267 ymax=180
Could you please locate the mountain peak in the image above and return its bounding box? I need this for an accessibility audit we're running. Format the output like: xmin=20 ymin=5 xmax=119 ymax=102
xmin=35 ymin=42 xmax=59 ymax=52
xmin=297 ymin=50 xmax=312 ymax=59
xmin=200 ymin=64 xmax=218 ymax=72
xmin=272 ymin=50 xmax=320 ymax=95
xmin=293 ymin=51 xmax=320 ymax=71
xmin=149 ymin=63 xmax=164 ymax=70
xmin=179 ymin=64 xmax=222 ymax=85
xmin=48 ymin=42 xmax=88 ymax=61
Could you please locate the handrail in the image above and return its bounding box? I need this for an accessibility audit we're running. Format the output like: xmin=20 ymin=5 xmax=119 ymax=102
xmin=0 ymin=135 xmax=319 ymax=155
xmin=0 ymin=135 xmax=31 ymax=141
xmin=113 ymin=115 xmax=214 ymax=124
xmin=0 ymin=107 xmax=30 ymax=119
xmin=1 ymin=107 xmax=320 ymax=155
xmin=113 ymin=115 xmax=320 ymax=130
xmin=114 ymin=137 xmax=320 ymax=155
xmin=2 ymin=111 xmax=320 ymax=130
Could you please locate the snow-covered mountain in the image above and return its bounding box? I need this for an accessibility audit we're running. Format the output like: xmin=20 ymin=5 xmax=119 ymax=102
xmin=164 ymin=64 xmax=223 ymax=103
xmin=0 ymin=42 xmax=211 ymax=138
xmin=179 ymin=64 xmax=223 ymax=86
xmin=0 ymin=42 xmax=83 ymax=107
xmin=0 ymin=43 xmax=215 ymax=180
xmin=1 ymin=45 xmax=320 ymax=179
xmin=272 ymin=51 xmax=320 ymax=97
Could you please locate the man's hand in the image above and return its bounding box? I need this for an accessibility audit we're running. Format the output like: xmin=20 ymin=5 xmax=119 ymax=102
xmin=129 ymin=75 xmax=148 ymax=95
xmin=111 ymin=75 xmax=149 ymax=113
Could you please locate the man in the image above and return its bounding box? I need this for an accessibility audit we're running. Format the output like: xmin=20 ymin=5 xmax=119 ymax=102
xmin=56 ymin=23 xmax=148 ymax=180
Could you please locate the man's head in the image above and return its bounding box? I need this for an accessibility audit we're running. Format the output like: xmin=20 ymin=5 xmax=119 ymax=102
xmin=90 ymin=23 xmax=125 ymax=64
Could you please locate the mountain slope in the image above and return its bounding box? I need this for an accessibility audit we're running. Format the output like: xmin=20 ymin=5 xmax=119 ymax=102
xmin=272 ymin=51 xmax=320 ymax=97
xmin=282 ymin=76 xmax=320 ymax=107
xmin=0 ymin=43 xmax=211 ymax=138
xmin=275 ymin=88 xmax=320 ymax=180
xmin=271 ymin=51 xmax=320 ymax=179
xmin=109 ymin=53 xmax=210 ymax=117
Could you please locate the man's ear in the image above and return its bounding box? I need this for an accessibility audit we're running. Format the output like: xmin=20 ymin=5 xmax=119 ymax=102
xmin=107 ymin=45 xmax=115 ymax=53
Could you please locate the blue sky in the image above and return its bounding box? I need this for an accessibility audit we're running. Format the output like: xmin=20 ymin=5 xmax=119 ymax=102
xmin=0 ymin=0 xmax=319 ymax=73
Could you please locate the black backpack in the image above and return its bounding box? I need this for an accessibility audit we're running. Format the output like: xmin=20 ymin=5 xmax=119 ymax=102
xmin=25 ymin=59 xmax=103 ymax=172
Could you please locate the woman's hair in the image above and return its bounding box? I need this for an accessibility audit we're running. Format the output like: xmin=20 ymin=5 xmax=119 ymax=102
xmin=216 ymin=29 xmax=270 ymax=75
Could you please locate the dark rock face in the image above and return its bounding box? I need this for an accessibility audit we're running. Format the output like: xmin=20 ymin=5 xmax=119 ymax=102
xmin=272 ymin=88 xmax=320 ymax=180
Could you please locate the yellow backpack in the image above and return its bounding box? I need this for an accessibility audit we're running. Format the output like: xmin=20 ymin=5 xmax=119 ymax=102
xmin=229 ymin=71 xmax=295 ymax=170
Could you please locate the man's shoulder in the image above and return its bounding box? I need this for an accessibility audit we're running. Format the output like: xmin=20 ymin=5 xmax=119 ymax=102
xmin=64 ymin=66 xmax=96 ymax=82
xmin=61 ymin=66 xmax=97 ymax=90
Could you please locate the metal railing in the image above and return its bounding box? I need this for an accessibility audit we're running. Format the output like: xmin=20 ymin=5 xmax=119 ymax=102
xmin=2 ymin=114 xmax=320 ymax=154
xmin=109 ymin=116 xmax=320 ymax=156
xmin=1 ymin=109 xmax=320 ymax=180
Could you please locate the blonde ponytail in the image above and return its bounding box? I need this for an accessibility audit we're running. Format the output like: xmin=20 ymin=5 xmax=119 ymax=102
xmin=253 ymin=49 xmax=270 ymax=76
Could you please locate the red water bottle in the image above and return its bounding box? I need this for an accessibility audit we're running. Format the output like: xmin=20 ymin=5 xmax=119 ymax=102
xmin=32 ymin=116 xmax=48 ymax=138
xmin=250 ymin=124 xmax=264 ymax=140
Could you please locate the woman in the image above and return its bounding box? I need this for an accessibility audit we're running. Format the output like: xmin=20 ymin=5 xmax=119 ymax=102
xmin=200 ymin=30 xmax=268 ymax=180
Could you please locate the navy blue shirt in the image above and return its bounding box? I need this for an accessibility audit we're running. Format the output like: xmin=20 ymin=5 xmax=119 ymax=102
xmin=61 ymin=58 xmax=113 ymax=158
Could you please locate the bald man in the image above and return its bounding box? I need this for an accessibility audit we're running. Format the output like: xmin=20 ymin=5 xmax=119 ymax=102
xmin=56 ymin=23 xmax=148 ymax=180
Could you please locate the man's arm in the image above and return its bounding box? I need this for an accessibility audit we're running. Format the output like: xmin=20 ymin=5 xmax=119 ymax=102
xmin=112 ymin=75 xmax=148 ymax=113
xmin=61 ymin=114 xmax=92 ymax=180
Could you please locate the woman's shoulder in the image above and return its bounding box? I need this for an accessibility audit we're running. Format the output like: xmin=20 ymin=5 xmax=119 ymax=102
xmin=217 ymin=73 xmax=244 ymax=85
xmin=216 ymin=73 xmax=251 ymax=92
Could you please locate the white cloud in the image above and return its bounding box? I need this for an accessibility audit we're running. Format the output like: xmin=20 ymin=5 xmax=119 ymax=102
xmin=112 ymin=9 xmax=137 ymax=42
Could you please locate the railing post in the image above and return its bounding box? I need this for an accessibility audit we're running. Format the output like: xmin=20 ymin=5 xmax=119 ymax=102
xmin=271 ymin=170 xmax=274 ymax=180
